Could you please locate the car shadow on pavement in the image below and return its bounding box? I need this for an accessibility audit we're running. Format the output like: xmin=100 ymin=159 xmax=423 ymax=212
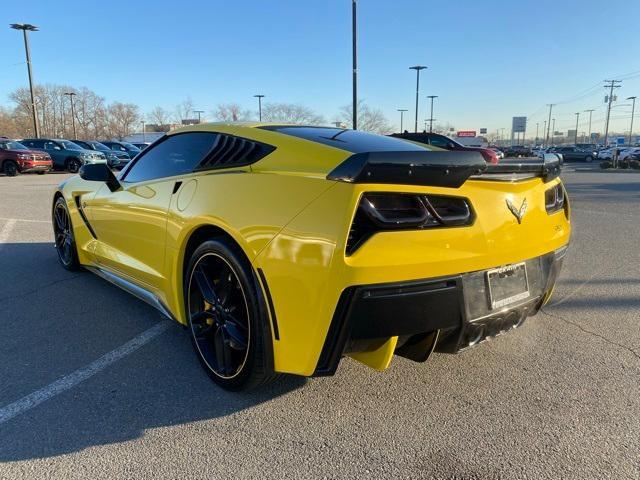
xmin=0 ymin=242 xmax=307 ymax=461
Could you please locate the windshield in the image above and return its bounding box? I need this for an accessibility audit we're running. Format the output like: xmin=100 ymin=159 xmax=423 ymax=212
xmin=121 ymin=142 xmax=141 ymax=152
xmin=91 ymin=142 xmax=111 ymax=151
xmin=59 ymin=140 xmax=83 ymax=150
xmin=0 ymin=141 xmax=28 ymax=150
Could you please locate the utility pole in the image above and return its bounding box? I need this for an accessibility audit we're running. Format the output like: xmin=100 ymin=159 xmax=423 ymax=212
xmin=551 ymin=118 xmax=556 ymax=146
xmin=603 ymin=79 xmax=622 ymax=147
xmin=409 ymin=66 xmax=427 ymax=133
xmin=141 ymin=121 xmax=146 ymax=142
xmin=627 ymin=96 xmax=637 ymax=146
xmin=64 ymin=92 xmax=77 ymax=140
xmin=545 ymin=104 xmax=554 ymax=147
xmin=397 ymin=109 xmax=408 ymax=132
xmin=542 ymin=121 xmax=547 ymax=147
xmin=584 ymin=109 xmax=595 ymax=143
xmin=426 ymin=95 xmax=437 ymax=133
xmin=574 ymin=112 xmax=580 ymax=145
xmin=535 ymin=122 xmax=539 ymax=145
xmin=253 ymin=95 xmax=265 ymax=122
xmin=11 ymin=23 xmax=40 ymax=138
xmin=351 ymin=0 xmax=357 ymax=130
xmin=193 ymin=110 xmax=204 ymax=124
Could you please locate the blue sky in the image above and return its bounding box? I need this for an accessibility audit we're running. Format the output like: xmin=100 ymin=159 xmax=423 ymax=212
xmin=2 ymin=0 xmax=640 ymax=135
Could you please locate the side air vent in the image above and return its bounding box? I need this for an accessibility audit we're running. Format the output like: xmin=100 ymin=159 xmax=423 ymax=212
xmin=196 ymin=134 xmax=275 ymax=170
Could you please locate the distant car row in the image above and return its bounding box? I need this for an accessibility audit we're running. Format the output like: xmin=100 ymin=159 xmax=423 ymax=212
xmin=0 ymin=137 xmax=150 ymax=176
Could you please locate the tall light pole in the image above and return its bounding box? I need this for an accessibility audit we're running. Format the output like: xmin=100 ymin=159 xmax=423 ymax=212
xmin=627 ymin=96 xmax=637 ymax=146
xmin=253 ymin=94 xmax=265 ymax=122
xmin=141 ymin=121 xmax=146 ymax=142
xmin=351 ymin=0 xmax=358 ymax=130
xmin=584 ymin=109 xmax=595 ymax=143
xmin=574 ymin=112 xmax=580 ymax=145
xmin=409 ymin=65 xmax=427 ymax=133
xmin=535 ymin=122 xmax=539 ymax=145
xmin=63 ymin=92 xmax=77 ymax=140
xmin=397 ymin=109 xmax=408 ymax=132
xmin=192 ymin=110 xmax=204 ymax=124
xmin=551 ymin=118 xmax=556 ymax=146
xmin=603 ymin=79 xmax=622 ymax=147
xmin=10 ymin=23 xmax=40 ymax=138
xmin=542 ymin=121 xmax=547 ymax=147
xmin=545 ymin=104 xmax=554 ymax=147
xmin=426 ymin=95 xmax=437 ymax=133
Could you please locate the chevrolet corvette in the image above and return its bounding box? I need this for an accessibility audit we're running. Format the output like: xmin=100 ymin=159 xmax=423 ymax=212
xmin=52 ymin=123 xmax=570 ymax=390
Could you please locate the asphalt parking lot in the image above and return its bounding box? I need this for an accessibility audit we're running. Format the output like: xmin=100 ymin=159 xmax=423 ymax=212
xmin=0 ymin=166 xmax=638 ymax=480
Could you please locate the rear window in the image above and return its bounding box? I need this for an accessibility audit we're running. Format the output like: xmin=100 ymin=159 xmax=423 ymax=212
xmin=260 ymin=126 xmax=428 ymax=153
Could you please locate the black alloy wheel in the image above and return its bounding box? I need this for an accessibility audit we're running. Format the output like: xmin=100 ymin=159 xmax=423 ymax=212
xmin=67 ymin=158 xmax=81 ymax=173
xmin=185 ymin=239 xmax=275 ymax=390
xmin=52 ymin=197 xmax=80 ymax=270
xmin=3 ymin=160 xmax=18 ymax=177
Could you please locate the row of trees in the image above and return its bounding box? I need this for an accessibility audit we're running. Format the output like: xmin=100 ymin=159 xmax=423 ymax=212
xmin=1 ymin=84 xmax=395 ymax=140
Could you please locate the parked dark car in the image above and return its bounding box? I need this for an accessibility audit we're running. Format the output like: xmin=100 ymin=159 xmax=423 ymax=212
xmin=0 ymin=139 xmax=52 ymax=176
xmin=551 ymin=146 xmax=597 ymax=162
xmin=100 ymin=141 xmax=142 ymax=160
xmin=131 ymin=142 xmax=151 ymax=150
xmin=72 ymin=140 xmax=130 ymax=169
xmin=21 ymin=138 xmax=106 ymax=173
xmin=503 ymin=145 xmax=533 ymax=158
xmin=390 ymin=132 xmax=499 ymax=164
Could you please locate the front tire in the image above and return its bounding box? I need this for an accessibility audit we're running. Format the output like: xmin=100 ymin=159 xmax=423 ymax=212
xmin=584 ymin=155 xmax=593 ymax=163
xmin=184 ymin=239 xmax=276 ymax=391
xmin=52 ymin=197 xmax=80 ymax=271
xmin=66 ymin=158 xmax=81 ymax=173
xmin=3 ymin=160 xmax=18 ymax=177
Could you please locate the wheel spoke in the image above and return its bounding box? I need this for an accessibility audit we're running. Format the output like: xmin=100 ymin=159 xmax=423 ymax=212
xmin=222 ymin=320 xmax=247 ymax=349
xmin=220 ymin=330 xmax=234 ymax=374
xmin=213 ymin=327 xmax=227 ymax=374
xmin=193 ymin=264 xmax=220 ymax=305
xmin=54 ymin=208 xmax=65 ymax=231
xmin=191 ymin=311 xmax=216 ymax=339
xmin=216 ymin=265 xmax=234 ymax=306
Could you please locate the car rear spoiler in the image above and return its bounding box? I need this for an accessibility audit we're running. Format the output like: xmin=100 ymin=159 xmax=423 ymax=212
xmin=327 ymin=150 xmax=487 ymax=188
xmin=474 ymin=154 xmax=561 ymax=183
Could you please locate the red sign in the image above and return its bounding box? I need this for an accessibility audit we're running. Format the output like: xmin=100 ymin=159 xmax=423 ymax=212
xmin=457 ymin=130 xmax=477 ymax=137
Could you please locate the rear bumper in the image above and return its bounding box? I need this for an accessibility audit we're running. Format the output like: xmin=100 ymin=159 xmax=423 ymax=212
xmin=314 ymin=246 xmax=567 ymax=376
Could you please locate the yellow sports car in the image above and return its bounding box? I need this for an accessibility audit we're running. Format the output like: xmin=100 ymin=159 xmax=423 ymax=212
xmin=52 ymin=124 xmax=570 ymax=390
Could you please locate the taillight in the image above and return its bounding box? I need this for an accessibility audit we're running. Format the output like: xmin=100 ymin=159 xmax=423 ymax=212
xmin=346 ymin=193 xmax=474 ymax=255
xmin=545 ymin=183 xmax=565 ymax=214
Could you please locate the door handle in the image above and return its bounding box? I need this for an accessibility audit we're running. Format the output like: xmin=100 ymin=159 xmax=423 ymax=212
xmin=172 ymin=181 xmax=182 ymax=194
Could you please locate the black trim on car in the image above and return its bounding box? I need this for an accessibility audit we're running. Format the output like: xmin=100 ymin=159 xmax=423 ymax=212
xmin=73 ymin=195 xmax=97 ymax=239
xmin=256 ymin=268 xmax=280 ymax=341
xmin=327 ymin=150 xmax=487 ymax=188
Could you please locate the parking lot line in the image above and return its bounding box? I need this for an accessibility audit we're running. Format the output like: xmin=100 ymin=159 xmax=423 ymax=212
xmin=0 ymin=321 xmax=171 ymax=425
xmin=0 ymin=219 xmax=17 ymax=246
xmin=0 ymin=217 xmax=49 ymax=224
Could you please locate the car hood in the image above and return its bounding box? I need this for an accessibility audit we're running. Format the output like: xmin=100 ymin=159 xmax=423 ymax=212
xmin=6 ymin=149 xmax=51 ymax=158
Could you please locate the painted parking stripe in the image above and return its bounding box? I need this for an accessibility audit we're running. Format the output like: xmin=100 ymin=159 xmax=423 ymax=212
xmin=0 ymin=219 xmax=17 ymax=247
xmin=0 ymin=321 xmax=171 ymax=425
xmin=0 ymin=217 xmax=49 ymax=224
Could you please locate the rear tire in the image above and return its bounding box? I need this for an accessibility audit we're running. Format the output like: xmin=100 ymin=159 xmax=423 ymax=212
xmin=184 ymin=238 xmax=277 ymax=391
xmin=52 ymin=197 xmax=80 ymax=271
xmin=3 ymin=160 xmax=18 ymax=177
xmin=584 ymin=155 xmax=593 ymax=163
xmin=66 ymin=158 xmax=81 ymax=173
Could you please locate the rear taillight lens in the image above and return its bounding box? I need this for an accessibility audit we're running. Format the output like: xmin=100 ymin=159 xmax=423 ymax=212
xmin=346 ymin=193 xmax=474 ymax=255
xmin=545 ymin=183 xmax=565 ymax=214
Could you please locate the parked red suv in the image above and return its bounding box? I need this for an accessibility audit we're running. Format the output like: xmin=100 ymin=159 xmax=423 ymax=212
xmin=0 ymin=139 xmax=52 ymax=176
xmin=390 ymin=132 xmax=500 ymax=164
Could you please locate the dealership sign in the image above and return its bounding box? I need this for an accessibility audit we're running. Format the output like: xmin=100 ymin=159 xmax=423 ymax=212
xmin=457 ymin=130 xmax=476 ymax=137
xmin=512 ymin=116 xmax=527 ymax=133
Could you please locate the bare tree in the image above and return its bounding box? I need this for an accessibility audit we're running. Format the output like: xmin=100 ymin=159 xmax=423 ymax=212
xmin=147 ymin=106 xmax=172 ymax=128
xmin=214 ymin=103 xmax=252 ymax=122
xmin=105 ymin=102 xmax=139 ymax=140
xmin=337 ymin=100 xmax=392 ymax=134
xmin=261 ymin=102 xmax=324 ymax=125
xmin=175 ymin=97 xmax=195 ymax=123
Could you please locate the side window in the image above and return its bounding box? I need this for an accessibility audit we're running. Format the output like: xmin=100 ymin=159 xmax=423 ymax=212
xmin=45 ymin=141 xmax=60 ymax=150
xmin=429 ymin=136 xmax=454 ymax=149
xmin=123 ymin=132 xmax=219 ymax=183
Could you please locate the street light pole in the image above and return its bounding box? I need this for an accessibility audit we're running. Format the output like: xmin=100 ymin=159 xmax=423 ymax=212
xmin=352 ymin=0 xmax=358 ymax=130
xmin=253 ymin=95 xmax=265 ymax=122
xmin=397 ymin=109 xmax=408 ymax=132
xmin=574 ymin=112 xmax=580 ymax=145
xmin=63 ymin=92 xmax=77 ymax=140
xmin=141 ymin=121 xmax=146 ymax=142
xmin=535 ymin=122 xmax=539 ymax=145
xmin=409 ymin=65 xmax=427 ymax=133
xmin=545 ymin=104 xmax=554 ymax=147
xmin=427 ymin=95 xmax=437 ymax=133
xmin=627 ymin=96 xmax=637 ymax=146
xmin=584 ymin=109 xmax=595 ymax=143
xmin=551 ymin=118 xmax=556 ymax=146
xmin=10 ymin=23 xmax=40 ymax=138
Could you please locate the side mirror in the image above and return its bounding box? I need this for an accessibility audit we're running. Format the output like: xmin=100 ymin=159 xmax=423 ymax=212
xmin=79 ymin=163 xmax=121 ymax=192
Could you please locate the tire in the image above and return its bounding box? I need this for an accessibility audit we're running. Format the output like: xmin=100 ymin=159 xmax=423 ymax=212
xmin=66 ymin=158 xmax=81 ymax=173
xmin=52 ymin=196 xmax=80 ymax=271
xmin=3 ymin=160 xmax=18 ymax=177
xmin=184 ymin=238 xmax=276 ymax=391
xmin=584 ymin=155 xmax=593 ymax=163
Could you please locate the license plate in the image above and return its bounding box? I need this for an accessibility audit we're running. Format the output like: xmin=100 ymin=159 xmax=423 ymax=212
xmin=486 ymin=262 xmax=530 ymax=309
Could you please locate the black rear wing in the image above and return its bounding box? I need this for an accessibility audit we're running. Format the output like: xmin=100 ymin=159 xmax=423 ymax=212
xmin=327 ymin=150 xmax=487 ymax=188
xmin=327 ymin=151 xmax=560 ymax=188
